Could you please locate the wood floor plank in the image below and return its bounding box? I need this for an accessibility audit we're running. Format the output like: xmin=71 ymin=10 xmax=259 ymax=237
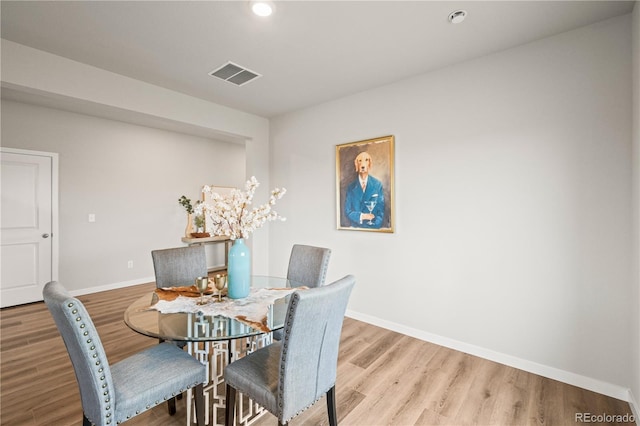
xmin=526 ymin=375 xmax=565 ymax=426
xmin=0 ymin=282 xmax=634 ymax=426
xmin=487 ymin=366 xmax=531 ymax=425
xmin=349 ymin=328 xmax=404 ymax=370
xmin=347 ymin=335 xmax=426 ymax=397
xmin=382 ymin=344 xmax=444 ymax=426
xmin=414 ymin=408 xmax=453 ymax=426
xmin=427 ymin=351 xmax=478 ymax=419
xmin=448 ymin=358 xmax=505 ymax=425
xmin=363 ymin=353 xmax=441 ymax=425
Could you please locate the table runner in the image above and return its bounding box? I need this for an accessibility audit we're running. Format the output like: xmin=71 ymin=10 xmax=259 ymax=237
xmin=148 ymin=285 xmax=302 ymax=332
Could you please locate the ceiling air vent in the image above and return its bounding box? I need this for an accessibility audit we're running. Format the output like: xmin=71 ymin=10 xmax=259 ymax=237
xmin=208 ymin=62 xmax=262 ymax=86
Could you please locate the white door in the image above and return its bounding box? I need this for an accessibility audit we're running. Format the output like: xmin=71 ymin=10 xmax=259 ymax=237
xmin=1 ymin=149 xmax=56 ymax=307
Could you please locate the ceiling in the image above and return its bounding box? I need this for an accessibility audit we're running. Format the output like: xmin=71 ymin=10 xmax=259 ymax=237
xmin=1 ymin=1 xmax=635 ymax=118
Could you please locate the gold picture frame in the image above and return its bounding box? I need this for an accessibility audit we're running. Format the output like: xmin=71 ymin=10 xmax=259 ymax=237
xmin=336 ymin=135 xmax=395 ymax=232
xmin=201 ymin=185 xmax=236 ymax=234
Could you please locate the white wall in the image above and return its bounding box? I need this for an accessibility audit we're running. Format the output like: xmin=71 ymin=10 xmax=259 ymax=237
xmin=1 ymin=100 xmax=246 ymax=292
xmin=270 ymin=14 xmax=633 ymax=398
xmin=631 ymin=1 xmax=640 ymax=415
xmin=1 ymin=39 xmax=274 ymax=283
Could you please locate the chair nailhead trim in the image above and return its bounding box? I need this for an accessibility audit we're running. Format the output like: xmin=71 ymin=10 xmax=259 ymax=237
xmin=277 ymin=293 xmax=300 ymax=419
xmin=65 ymin=298 xmax=114 ymax=423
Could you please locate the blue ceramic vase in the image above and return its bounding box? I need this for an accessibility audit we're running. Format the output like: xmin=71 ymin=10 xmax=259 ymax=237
xmin=227 ymin=238 xmax=250 ymax=299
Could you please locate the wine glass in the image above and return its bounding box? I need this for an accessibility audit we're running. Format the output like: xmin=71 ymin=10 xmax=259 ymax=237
xmin=195 ymin=276 xmax=209 ymax=305
xmin=214 ymin=274 xmax=227 ymax=302
xmin=364 ymin=200 xmax=377 ymax=225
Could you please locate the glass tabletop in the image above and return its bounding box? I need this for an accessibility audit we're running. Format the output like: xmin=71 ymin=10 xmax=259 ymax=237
xmin=124 ymin=275 xmax=296 ymax=342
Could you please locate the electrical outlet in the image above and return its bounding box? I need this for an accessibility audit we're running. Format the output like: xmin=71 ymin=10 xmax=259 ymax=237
xmin=88 ymin=214 xmax=96 ymax=222
xmin=127 ymin=260 xmax=133 ymax=269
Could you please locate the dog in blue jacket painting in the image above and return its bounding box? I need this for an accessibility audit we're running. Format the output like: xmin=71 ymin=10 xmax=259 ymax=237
xmin=344 ymin=151 xmax=385 ymax=228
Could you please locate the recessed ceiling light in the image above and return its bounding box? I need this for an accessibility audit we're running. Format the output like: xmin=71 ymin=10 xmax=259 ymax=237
xmin=448 ymin=10 xmax=467 ymax=24
xmin=251 ymin=1 xmax=274 ymax=17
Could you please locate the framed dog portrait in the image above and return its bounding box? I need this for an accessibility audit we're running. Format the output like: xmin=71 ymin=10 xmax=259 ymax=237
xmin=336 ymin=135 xmax=395 ymax=232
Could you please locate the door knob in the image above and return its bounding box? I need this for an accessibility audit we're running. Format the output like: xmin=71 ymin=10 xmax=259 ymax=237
xmin=42 ymin=233 xmax=50 ymax=238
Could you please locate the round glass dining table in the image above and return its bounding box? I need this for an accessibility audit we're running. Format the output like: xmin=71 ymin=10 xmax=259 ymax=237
xmin=124 ymin=275 xmax=298 ymax=342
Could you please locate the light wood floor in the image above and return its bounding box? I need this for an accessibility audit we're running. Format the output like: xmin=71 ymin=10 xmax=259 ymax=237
xmin=0 ymin=282 xmax=633 ymax=426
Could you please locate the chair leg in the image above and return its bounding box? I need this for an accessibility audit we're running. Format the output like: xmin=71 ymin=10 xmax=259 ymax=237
xmin=194 ymin=383 xmax=205 ymax=426
xmin=167 ymin=397 xmax=177 ymax=415
xmin=159 ymin=338 xmax=178 ymax=415
xmin=83 ymin=413 xmax=91 ymax=426
xmin=225 ymin=384 xmax=236 ymax=426
xmin=327 ymin=385 xmax=338 ymax=426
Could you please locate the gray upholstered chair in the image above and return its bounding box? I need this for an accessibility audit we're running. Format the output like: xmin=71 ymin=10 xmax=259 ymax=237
xmin=151 ymin=245 xmax=208 ymax=413
xmin=43 ymin=281 xmax=206 ymax=426
xmin=224 ymin=275 xmax=355 ymax=426
xmin=286 ymin=244 xmax=331 ymax=289
xmin=272 ymin=244 xmax=331 ymax=341
xmin=151 ymin=245 xmax=208 ymax=288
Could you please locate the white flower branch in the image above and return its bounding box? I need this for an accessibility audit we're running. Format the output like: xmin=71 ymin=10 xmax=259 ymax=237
xmin=197 ymin=176 xmax=286 ymax=240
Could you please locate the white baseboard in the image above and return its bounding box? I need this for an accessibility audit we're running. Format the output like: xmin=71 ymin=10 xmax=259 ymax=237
xmin=68 ymin=276 xmax=156 ymax=297
xmin=346 ymin=309 xmax=631 ymax=403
